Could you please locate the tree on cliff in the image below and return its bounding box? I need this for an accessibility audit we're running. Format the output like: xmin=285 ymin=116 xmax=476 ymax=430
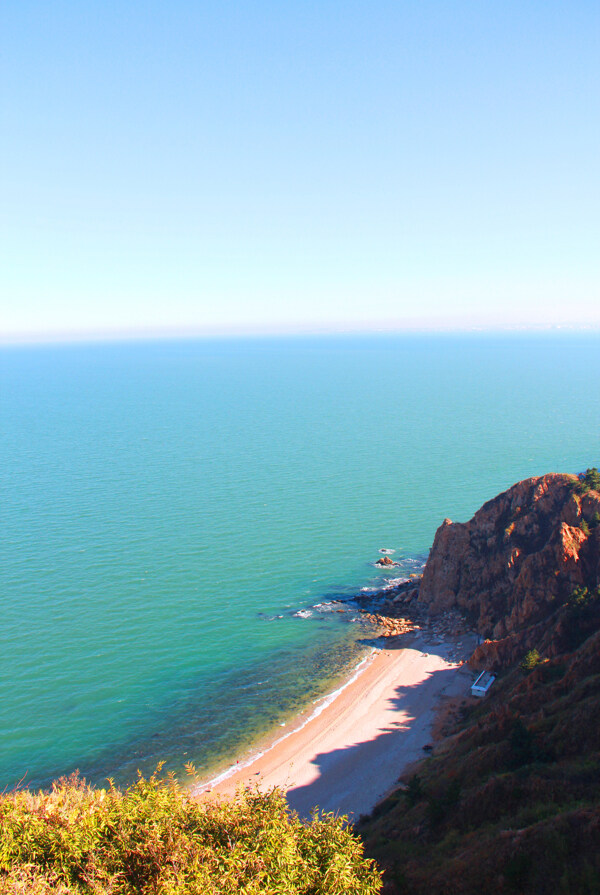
xmin=574 ymin=467 xmax=600 ymax=494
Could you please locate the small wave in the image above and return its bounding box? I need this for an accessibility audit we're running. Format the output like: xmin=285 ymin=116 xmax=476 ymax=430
xmin=312 ymin=601 xmax=345 ymax=613
xmin=196 ymin=650 xmax=377 ymax=792
xmin=382 ymin=577 xmax=411 ymax=588
xmin=379 ymin=548 xmax=396 ymax=555
xmin=292 ymin=609 xmax=313 ymax=619
xmin=398 ymin=556 xmax=427 ymax=569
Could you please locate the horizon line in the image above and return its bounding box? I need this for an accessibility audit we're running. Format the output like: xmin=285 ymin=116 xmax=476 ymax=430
xmin=2 ymin=321 xmax=600 ymax=348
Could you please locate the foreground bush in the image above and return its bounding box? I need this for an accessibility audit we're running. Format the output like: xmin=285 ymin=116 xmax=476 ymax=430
xmin=0 ymin=768 xmax=381 ymax=894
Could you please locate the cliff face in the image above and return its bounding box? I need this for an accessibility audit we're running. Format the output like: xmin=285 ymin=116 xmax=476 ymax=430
xmin=360 ymin=472 xmax=600 ymax=895
xmin=418 ymin=473 xmax=600 ymax=666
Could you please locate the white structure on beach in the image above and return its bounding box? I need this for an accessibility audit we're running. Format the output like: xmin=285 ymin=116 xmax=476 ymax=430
xmin=471 ymin=671 xmax=495 ymax=698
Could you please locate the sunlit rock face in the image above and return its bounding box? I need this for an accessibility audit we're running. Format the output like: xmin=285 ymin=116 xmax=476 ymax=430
xmin=419 ymin=473 xmax=600 ymax=667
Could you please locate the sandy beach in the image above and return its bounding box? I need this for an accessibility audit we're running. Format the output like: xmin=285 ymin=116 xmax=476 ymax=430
xmin=196 ymin=632 xmax=476 ymax=820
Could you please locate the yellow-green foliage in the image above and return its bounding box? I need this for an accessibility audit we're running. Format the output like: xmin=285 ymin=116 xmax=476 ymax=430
xmin=0 ymin=768 xmax=381 ymax=894
xmin=519 ymin=649 xmax=541 ymax=672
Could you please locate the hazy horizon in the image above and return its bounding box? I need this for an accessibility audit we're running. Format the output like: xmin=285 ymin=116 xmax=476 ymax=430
xmin=2 ymin=321 xmax=600 ymax=348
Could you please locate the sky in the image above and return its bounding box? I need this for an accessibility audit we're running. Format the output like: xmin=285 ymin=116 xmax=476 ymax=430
xmin=1 ymin=0 xmax=599 ymax=341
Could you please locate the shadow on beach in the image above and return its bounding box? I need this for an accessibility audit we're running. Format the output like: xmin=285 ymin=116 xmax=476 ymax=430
xmin=285 ymin=639 xmax=471 ymax=822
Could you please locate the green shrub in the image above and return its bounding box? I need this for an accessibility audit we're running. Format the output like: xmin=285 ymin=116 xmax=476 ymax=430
xmin=425 ymin=779 xmax=462 ymax=827
xmin=405 ymin=775 xmax=424 ymax=807
xmin=584 ymin=467 xmax=600 ymax=491
xmin=0 ymin=769 xmax=382 ymax=894
xmin=567 ymin=586 xmax=600 ymax=611
xmin=520 ymin=649 xmax=541 ymax=672
xmin=572 ymin=468 xmax=600 ymax=495
xmin=561 ymin=586 xmax=600 ymax=651
xmin=504 ymin=851 xmax=533 ymax=890
xmin=509 ymin=719 xmax=535 ymax=768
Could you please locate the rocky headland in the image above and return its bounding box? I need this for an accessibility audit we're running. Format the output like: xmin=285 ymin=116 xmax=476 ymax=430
xmin=419 ymin=471 xmax=600 ymax=669
xmin=359 ymin=470 xmax=600 ymax=894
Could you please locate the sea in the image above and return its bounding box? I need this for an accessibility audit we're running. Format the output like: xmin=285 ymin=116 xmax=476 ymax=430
xmin=1 ymin=333 xmax=599 ymax=792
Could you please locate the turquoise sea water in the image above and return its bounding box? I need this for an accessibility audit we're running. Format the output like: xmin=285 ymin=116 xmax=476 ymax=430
xmin=1 ymin=334 xmax=599 ymax=791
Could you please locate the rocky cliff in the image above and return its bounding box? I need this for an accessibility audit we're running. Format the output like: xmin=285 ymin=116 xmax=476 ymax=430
xmin=418 ymin=472 xmax=600 ymax=668
xmin=360 ymin=471 xmax=600 ymax=895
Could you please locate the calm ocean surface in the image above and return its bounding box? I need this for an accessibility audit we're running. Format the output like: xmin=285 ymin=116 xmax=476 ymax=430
xmin=1 ymin=334 xmax=599 ymax=790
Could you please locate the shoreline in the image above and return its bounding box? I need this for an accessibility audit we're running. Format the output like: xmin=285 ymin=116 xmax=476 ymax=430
xmin=195 ymin=628 xmax=477 ymax=821
xmin=190 ymin=576 xmax=423 ymax=798
xmin=194 ymin=648 xmax=377 ymax=793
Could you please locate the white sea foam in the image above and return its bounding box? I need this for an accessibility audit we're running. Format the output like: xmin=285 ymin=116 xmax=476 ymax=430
xmin=400 ymin=556 xmax=427 ymax=569
xmin=383 ymin=577 xmax=410 ymax=588
xmin=195 ymin=649 xmax=377 ymax=792
xmin=312 ymin=600 xmax=344 ymax=613
xmin=292 ymin=609 xmax=313 ymax=618
xmin=379 ymin=548 xmax=396 ymax=555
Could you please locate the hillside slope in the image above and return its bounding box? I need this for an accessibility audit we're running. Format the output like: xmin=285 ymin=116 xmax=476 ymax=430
xmin=360 ymin=471 xmax=600 ymax=895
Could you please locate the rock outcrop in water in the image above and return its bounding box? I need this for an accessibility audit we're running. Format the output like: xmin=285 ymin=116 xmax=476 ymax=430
xmin=418 ymin=472 xmax=600 ymax=668
xmin=375 ymin=555 xmax=396 ymax=567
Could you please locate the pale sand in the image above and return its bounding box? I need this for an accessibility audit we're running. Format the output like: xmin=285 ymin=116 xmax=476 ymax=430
xmin=196 ymin=636 xmax=475 ymax=821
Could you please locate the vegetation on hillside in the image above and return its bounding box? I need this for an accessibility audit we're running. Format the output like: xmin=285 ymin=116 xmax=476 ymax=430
xmin=359 ymin=625 xmax=600 ymax=894
xmin=572 ymin=467 xmax=600 ymax=495
xmin=0 ymin=767 xmax=381 ymax=895
xmin=358 ymin=469 xmax=600 ymax=894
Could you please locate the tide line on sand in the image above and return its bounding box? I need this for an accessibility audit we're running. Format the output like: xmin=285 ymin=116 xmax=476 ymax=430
xmin=194 ymin=650 xmax=377 ymax=792
xmin=196 ymin=633 xmax=476 ymax=821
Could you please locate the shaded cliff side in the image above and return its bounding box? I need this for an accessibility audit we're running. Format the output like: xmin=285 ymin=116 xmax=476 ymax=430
xmin=359 ymin=471 xmax=600 ymax=895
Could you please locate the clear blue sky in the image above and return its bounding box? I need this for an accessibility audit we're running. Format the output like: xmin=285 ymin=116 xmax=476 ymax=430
xmin=1 ymin=1 xmax=599 ymax=341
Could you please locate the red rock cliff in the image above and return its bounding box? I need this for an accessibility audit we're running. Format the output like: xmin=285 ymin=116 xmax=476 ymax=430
xmin=419 ymin=473 xmax=600 ymax=650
